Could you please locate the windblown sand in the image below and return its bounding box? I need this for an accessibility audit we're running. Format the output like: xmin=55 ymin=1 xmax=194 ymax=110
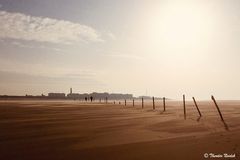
xmin=0 ymin=100 xmax=239 ymax=160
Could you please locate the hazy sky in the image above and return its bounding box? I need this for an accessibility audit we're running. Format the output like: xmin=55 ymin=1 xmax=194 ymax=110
xmin=0 ymin=0 xmax=240 ymax=100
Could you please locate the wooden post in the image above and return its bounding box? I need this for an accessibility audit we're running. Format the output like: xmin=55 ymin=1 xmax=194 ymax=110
xmin=100 ymin=98 xmax=101 ymax=103
xmin=192 ymin=97 xmax=202 ymax=117
xmin=152 ymin=97 xmax=155 ymax=110
xmin=125 ymin=99 xmax=126 ymax=106
xmin=163 ymin=97 xmax=166 ymax=111
xmin=211 ymin=95 xmax=224 ymax=121
xmin=114 ymin=101 xmax=115 ymax=105
xmin=183 ymin=94 xmax=186 ymax=119
xmin=133 ymin=99 xmax=135 ymax=107
xmin=105 ymin=97 xmax=108 ymax=104
xmin=142 ymin=97 xmax=144 ymax=109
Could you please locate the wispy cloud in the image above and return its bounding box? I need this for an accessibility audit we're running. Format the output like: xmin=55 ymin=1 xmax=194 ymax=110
xmin=99 ymin=50 xmax=143 ymax=60
xmin=11 ymin=41 xmax=66 ymax=54
xmin=0 ymin=10 xmax=103 ymax=44
xmin=106 ymin=32 xmax=116 ymax=40
xmin=107 ymin=53 xmax=143 ymax=60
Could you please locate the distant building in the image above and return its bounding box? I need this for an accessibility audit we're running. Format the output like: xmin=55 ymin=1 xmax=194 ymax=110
xmin=48 ymin=93 xmax=65 ymax=98
xmin=67 ymin=87 xmax=81 ymax=99
xmin=66 ymin=88 xmax=133 ymax=100
xmin=67 ymin=93 xmax=80 ymax=99
xmin=138 ymin=96 xmax=152 ymax=99
xmin=137 ymin=96 xmax=163 ymax=100
xmin=89 ymin=92 xmax=133 ymax=100
xmin=25 ymin=94 xmax=33 ymax=97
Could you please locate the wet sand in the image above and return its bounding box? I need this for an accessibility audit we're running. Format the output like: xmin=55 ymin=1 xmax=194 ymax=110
xmin=0 ymin=100 xmax=239 ymax=160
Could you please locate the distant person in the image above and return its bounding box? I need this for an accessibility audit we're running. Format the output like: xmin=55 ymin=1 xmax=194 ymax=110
xmin=90 ymin=96 xmax=93 ymax=102
xmin=85 ymin=97 xmax=87 ymax=102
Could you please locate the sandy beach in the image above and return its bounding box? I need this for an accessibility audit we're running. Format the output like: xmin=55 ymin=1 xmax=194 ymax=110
xmin=0 ymin=100 xmax=239 ymax=160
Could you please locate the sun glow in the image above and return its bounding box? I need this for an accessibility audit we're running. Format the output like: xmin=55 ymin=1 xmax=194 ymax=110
xmin=146 ymin=2 xmax=215 ymax=49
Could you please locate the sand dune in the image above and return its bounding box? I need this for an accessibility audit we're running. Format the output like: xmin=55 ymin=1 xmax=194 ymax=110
xmin=0 ymin=100 xmax=239 ymax=160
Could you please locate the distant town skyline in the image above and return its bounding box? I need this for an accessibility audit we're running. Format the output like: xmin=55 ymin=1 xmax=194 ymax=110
xmin=1 ymin=0 xmax=240 ymax=100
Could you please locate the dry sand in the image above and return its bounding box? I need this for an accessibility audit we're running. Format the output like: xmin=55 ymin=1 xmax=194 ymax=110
xmin=0 ymin=100 xmax=239 ymax=160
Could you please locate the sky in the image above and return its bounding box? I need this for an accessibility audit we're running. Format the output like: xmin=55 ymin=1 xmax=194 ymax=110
xmin=0 ymin=0 xmax=240 ymax=100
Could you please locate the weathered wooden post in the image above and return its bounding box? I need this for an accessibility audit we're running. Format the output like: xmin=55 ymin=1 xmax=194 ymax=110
xmin=152 ymin=97 xmax=155 ymax=110
xmin=133 ymin=99 xmax=135 ymax=107
xmin=100 ymin=98 xmax=101 ymax=103
xmin=125 ymin=99 xmax=126 ymax=106
xmin=105 ymin=97 xmax=108 ymax=104
xmin=211 ymin=95 xmax=224 ymax=121
xmin=114 ymin=101 xmax=116 ymax=105
xmin=142 ymin=97 xmax=144 ymax=109
xmin=183 ymin=94 xmax=186 ymax=119
xmin=192 ymin=97 xmax=202 ymax=117
xmin=163 ymin=97 xmax=166 ymax=111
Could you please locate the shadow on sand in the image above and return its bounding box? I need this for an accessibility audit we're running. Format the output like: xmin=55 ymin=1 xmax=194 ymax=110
xmin=222 ymin=120 xmax=229 ymax=131
xmin=196 ymin=116 xmax=202 ymax=122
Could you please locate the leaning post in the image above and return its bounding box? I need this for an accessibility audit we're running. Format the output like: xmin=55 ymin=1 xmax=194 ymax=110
xmin=211 ymin=95 xmax=224 ymax=121
xmin=192 ymin=97 xmax=202 ymax=117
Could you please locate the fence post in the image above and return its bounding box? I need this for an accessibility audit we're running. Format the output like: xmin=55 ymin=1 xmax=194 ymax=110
xmin=133 ymin=99 xmax=135 ymax=107
xmin=192 ymin=97 xmax=202 ymax=117
xmin=211 ymin=95 xmax=224 ymax=121
xmin=183 ymin=94 xmax=186 ymax=119
xmin=142 ymin=97 xmax=144 ymax=109
xmin=153 ymin=97 xmax=155 ymax=110
xmin=163 ymin=97 xmax=166 ymax=111
xmin=105 ymin=97 xmax=108 ymax=104
xmin=125 ymin=99 xmax=126 ymax=106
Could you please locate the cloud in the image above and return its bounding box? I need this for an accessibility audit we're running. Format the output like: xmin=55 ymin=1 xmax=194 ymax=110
xmin=98 ymin=50 xmax=143 ymax=60
xmin=107 ymin=53 xmax=143 ymax=60
xmin=0 ymin=10 xmax=103 ymax=44
xmin=11 ymin=41 xmax=66 ymax=53
xmin=106 ymin=32 xmax=116 ymax=40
